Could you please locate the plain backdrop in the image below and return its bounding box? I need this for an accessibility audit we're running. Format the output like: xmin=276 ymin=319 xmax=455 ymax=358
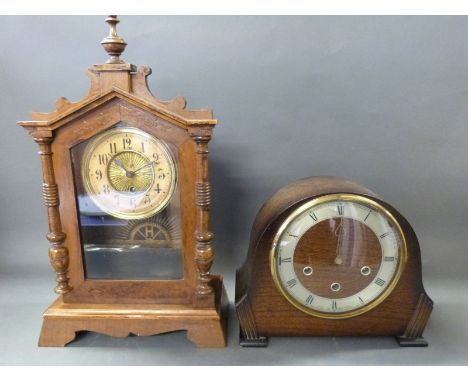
xmin=0 ymin=16 xmax=467 ymax=365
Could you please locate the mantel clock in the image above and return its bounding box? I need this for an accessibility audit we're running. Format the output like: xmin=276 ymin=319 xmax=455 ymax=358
xmin=235 ymin=177 xmax=433 ymax=347
xmin=19 ymin=16 xmax=227 ymax=347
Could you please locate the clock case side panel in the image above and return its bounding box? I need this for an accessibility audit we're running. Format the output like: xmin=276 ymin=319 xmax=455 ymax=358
xmin=53 ymin=98 xmax=198 ymax=305
xmin=391 ymin=206 xmax=433 ymax=346
xmin=235 ymin=176 xmax=433 ymax=345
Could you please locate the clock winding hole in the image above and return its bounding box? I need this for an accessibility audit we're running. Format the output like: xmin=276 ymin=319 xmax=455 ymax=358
xmin=361 ymin=266 xmax=371 ymax=276
xmin=330 ymin=282 xmax=341 ymax=292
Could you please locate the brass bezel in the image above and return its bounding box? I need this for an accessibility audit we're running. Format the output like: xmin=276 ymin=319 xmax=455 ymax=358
xmin=81 ymin=126 xmax=177 ymax=220
xmin=270 ymin=193 xmax=408 ymax=320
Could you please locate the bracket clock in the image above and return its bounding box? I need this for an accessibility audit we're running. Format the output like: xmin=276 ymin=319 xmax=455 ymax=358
xmin=235 ymin=176 xmax=433 ymax=347
xmin=18 ymin=16 xmax=228 ymax=347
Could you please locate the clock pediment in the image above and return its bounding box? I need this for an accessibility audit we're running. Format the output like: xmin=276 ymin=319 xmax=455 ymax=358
xmin=18 ymin=65 xmax=216 ymax=138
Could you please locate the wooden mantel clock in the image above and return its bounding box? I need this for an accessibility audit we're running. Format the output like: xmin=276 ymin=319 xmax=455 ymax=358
xmin=18 ymin=16 xmax=227 ymax=347
xmin=235 ymin=176 xmax=433 ymax=347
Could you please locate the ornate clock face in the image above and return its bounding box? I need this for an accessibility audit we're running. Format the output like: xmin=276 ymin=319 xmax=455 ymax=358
xmin=81 ymin=127 xmax=176 ymax=219
xmin=271 ymin=194 xmax=407 ymax=319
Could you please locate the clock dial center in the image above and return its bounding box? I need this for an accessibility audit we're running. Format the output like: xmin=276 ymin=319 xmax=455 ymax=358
xmin=293 ymin=217 xmax=382 ymax=299
xmin=108 ymin=151 xmax=154 ymax=193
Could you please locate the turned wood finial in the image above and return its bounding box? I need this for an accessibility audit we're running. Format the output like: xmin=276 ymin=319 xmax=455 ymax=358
xmin=101 ymin=15 xmax=127 ymax=64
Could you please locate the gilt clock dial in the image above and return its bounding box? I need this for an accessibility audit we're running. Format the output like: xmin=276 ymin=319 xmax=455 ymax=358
xmin=271 ymin=194 xmax=407 ymax=319
xmin=81 ymin=127 xmax=176 ymax=219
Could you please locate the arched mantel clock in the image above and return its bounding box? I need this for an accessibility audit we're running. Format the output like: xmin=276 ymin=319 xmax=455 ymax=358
xmin=18 ymin=16 xmax=227 ymax=347
xmin=235 ymin=177 xmax=433 ymax=347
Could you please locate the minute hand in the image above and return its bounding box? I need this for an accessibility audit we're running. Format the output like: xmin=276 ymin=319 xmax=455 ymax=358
xmin=133 ymin=160 xmax=157 ymax=174
xmin=334 ymin=220 xmax=344 ymax=265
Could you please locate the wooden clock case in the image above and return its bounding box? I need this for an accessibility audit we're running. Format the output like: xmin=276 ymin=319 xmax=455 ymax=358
xmin=18 ymin=19 xmax=228 ymax=347
xmin=235 ymin=176 xmax=433 ymax=347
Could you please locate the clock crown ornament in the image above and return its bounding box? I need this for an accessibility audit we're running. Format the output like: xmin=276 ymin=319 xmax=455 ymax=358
xmin=101 ymin=15 xmax=127 ymax=64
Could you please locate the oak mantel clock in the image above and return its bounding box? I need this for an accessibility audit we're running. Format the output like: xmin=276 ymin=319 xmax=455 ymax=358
xmin=235 ymin=176 xmax=433 ymax=347
xmin=18 ymin=16 xmax=227 ymax=347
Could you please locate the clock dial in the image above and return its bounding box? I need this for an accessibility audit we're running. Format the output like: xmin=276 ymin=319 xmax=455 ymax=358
xmin=81 ymin=127 xmax=176 ymax=219
xmin=271 ymin=194 xmax=407 ymax=319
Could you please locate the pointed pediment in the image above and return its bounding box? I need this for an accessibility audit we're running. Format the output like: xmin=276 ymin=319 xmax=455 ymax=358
xmin=18 ymin=65 xmax=216 ymax=135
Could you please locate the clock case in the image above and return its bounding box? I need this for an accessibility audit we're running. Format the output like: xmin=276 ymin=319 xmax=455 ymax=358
xmin=18 ymin=28 xmax=227 ymax=348
xmin=235 ymin=176 xmax=433 ymax=347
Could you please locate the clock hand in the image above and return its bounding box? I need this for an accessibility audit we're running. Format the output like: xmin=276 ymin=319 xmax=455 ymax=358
xmin=133 ymin=159 xmax=157 ymax=174
xmin=334 ymin=219 xmax=344 ymax=265
xmin=113 ymin=158 xmax=134 ymax=178
xmin=113 ymin=158 xmax=126 ymax=170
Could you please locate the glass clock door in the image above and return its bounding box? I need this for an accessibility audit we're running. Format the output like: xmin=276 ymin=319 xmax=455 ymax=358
xmin=71 ymin=123 xmax=183 ymax=280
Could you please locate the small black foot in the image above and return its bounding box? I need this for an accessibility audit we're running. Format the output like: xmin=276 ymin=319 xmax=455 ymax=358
xmin=396 ymin=336 xmax=428 ymax=347
xmin=239 ymin=333 xmax=268 ymax=347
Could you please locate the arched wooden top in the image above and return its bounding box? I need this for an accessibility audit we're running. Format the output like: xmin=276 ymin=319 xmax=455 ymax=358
xmin=248 ymin=176 xmax=379 ymax=249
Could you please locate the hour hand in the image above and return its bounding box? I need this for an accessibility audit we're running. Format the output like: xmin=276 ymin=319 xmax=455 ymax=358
xmin=113 ymin=158 xmax=126 ymax=171
xmin=113 ymin=158 xmax=134 ymax=178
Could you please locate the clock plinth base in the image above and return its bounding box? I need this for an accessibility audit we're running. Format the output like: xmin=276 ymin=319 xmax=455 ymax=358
xmin=38 ymin=277 xmax=228 ymax=348
xmin=396 ymin=336 xmax=428 ymax=347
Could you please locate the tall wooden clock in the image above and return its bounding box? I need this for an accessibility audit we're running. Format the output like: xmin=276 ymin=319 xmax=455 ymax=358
xmin=18 ymin=16 xmax=228 ymax=347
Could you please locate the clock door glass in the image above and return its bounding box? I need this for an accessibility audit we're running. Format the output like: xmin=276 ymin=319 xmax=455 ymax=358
xmin=71 ymin=123 xmax=183 ymax=280
xmin=271 ymin=194 xmax=407 ymax=319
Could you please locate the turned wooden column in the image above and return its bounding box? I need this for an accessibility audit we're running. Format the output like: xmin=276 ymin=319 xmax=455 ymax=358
xmin=35 ymin=137 xmax=72 ymax=294
xmin=190 ymin=128 xmax=214 ymax=295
